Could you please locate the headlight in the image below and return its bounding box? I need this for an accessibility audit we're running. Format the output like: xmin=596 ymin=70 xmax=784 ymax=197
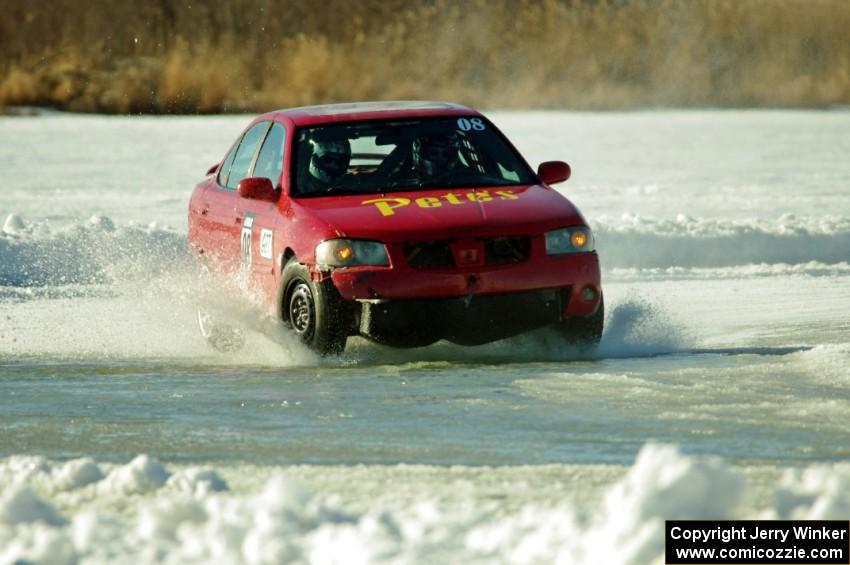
xmin=315 ymin=239 xmax=389 ymax=267
xmin=545 ymin=227 xmax=595 ymax=255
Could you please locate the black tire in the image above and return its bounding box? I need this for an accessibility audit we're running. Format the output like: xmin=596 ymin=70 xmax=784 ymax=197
xmin=280 ymin=260 xmax=351 ymax=355
xmin=556 ymin=294 xmax=604 ymax=348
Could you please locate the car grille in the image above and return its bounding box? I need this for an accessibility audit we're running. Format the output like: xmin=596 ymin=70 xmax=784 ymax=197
xmin=404 ymin=237 xmax=531 ymax=269
xmin=404 ymin=241 xmax=454 ymax=269
xmin=484 ymin=236 xmax=531 ymax=265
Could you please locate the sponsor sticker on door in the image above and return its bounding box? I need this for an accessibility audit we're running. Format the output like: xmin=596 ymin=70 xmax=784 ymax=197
xmin=260 ymin=229 xmax=273 ymax=260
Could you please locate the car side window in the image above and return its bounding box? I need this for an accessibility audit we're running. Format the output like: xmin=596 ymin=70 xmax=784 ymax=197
xmin=226 ymin=122 xmax=270 ymax=190
xmin=216 ymin=140 xmax=240 ymax=187
xmin=252 ymin=123 xmax=286 ymax=186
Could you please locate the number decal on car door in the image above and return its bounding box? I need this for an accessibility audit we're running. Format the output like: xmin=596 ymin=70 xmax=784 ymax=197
xmin=240 ymin=214 xmax=254 ymax=269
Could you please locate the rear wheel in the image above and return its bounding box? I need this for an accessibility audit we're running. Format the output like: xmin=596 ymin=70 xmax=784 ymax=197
xmin=281 ymin=260 xmax=350 ymax=355
xmin=556 ymin=295 xmax=604 ymax=348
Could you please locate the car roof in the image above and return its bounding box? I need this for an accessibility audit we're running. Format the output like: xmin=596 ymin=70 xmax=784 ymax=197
xmin=268 ymin=101 xmax=480 ymax=126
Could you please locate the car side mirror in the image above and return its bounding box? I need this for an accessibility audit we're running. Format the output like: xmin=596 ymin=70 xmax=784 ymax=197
xmin=537 ymin=161 xmax=571 ymax=185
xmin=238 ymin=177 xmax=279 ymax=202
xmin=206 ymin=163 xmax=219 ymax=176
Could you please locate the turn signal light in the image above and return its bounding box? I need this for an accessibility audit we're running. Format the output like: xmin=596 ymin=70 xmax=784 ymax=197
xmin=571 ymin=231 xmax=588 ymax=249
xmin=335 ymin=245 xmax=354 ymax=262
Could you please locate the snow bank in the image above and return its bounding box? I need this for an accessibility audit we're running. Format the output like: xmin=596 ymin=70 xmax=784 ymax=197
xmin=773 ymin=463 xmax=850 ymax=520
xmin=593 ymin=214 xmax=850 ymax=269
xmin=0 ymin=488 xmax=67 ymax=527
xmin=0 ymin=456 xmax=102 ymax=494
xmin=465 ymin=444 xmax=741 ymax=565
xmin=608 ymin=261 xmax=850 ymax=281
xmin=1 ymin=445 xmax=848 ymax=564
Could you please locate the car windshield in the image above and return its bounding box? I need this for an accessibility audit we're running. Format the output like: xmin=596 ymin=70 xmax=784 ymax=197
xmin=291 ymin=117 xmax=536 ymax=197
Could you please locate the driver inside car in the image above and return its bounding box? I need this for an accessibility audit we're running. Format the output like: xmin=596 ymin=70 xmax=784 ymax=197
xmin=412 ymin=131 xmax=466 ymax=180
xmin=305 ymin=137 xmax=352 ymax=193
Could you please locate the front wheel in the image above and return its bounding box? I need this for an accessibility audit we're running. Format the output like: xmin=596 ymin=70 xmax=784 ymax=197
xmin=281 ymin=260 xmax=351 ymax=355
xmin=555 ymin=295 xmax=604 ymax=348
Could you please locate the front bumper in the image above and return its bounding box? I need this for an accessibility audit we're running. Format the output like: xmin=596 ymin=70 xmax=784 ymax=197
xmin=329 ymin=245 xmax=602 ymax=318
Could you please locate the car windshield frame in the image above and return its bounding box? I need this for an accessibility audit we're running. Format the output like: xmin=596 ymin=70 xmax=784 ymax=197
xmin=289 ymin=115 xmax=538 ymax=198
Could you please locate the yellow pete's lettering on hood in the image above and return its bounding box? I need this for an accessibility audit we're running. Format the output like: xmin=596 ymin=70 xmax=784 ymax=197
xmin=362 ymin=190 xmax=518 ymax=217
xmin=360 ymin=197 xmax=410 ymax=217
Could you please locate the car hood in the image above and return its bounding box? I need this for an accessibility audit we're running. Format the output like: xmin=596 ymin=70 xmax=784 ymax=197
xmin=292 ymin=184 xmax=586 ymax=243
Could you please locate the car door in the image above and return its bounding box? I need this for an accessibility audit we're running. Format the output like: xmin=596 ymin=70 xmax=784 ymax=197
xmin=236 ymin=122 xmax=286 ymax=299
xmin=204 ymin=121 xmax=271 ymax=272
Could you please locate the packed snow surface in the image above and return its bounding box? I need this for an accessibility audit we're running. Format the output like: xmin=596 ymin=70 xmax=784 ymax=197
xmin=1 ymin=110 xmax=850 ymax=564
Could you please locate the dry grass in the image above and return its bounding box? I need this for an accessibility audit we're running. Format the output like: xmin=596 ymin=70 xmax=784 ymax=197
xmin=1 ymin=0 xmax=849 ymax=113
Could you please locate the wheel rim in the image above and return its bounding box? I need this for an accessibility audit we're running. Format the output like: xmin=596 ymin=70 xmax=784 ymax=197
xmin=289 ymin=282 xmax=315 ymax=338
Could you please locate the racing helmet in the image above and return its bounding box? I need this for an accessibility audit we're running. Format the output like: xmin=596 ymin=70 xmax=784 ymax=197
xmin=309 ymin=138 xmax=351 ymax=184
xmin=413 ymin=132 xmax=460 ymax=177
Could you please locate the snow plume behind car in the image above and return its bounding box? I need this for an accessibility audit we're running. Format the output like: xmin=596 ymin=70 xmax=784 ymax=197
xmin=0 ymin=213 xmax=315 ymax=364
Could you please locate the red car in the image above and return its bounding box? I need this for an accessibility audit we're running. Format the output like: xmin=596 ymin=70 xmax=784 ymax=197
xmin=188 ymin=101 xmax=602 ymax=354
